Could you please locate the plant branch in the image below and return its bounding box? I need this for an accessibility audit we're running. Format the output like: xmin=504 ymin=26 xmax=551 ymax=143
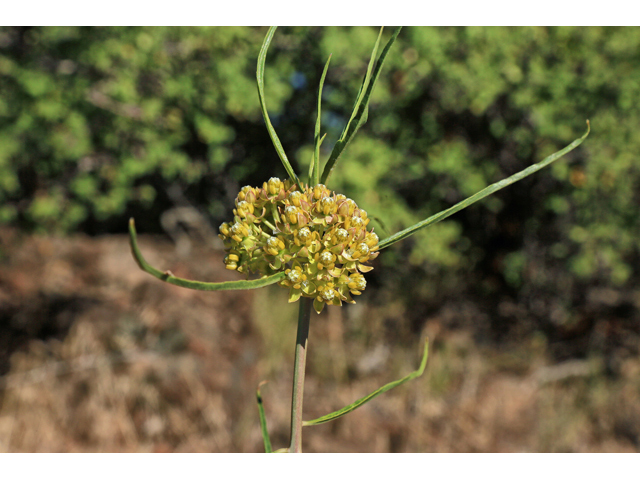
xmin=129 ymin=218 xmax=285 ymax=290
xmin=303 ymin=338 xmax=429 ymax=426
xmin=288 ymin=297 xmax=312 ymax=452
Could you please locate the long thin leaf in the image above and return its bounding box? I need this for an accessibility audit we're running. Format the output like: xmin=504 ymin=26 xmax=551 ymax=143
xmin=340 ymin=28 xmax=383 ymax=141
xmin=256 ymin=382 xmax=273 ymax=453
xmin=309 ymin=54 xmax=332 ymax=186
xmin=378 ymin=121 xmax=591 ymax=250
xmin=303 ymin=338 xmax=429 ymax=427
xmin=320 ymin=26 xmax=402 ymax=185
xmin=319 ymin=27 xmax=383 ymax=185
xmin=129 ymin=218 xmax=285 ymax=291
xmin=257 ymin=26 xmax=303 ymax=190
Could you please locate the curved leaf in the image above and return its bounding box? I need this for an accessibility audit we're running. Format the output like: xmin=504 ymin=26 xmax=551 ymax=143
xmin=257 ymin=26 xmax=303 ymax=190
xmin=309 ymin=54 xmax=332 ymax=186
xmin=256 ymin=382 xmax=273 ymax=453
xmin=303 ymin=338 xmax=429 ymax=427
xmin=129 ymin=218 xmax=285 ymax=291
xmin=320 ymin=27 xmax=402 ymax=186
xmin=378 ymin=120 xmax=591 ymax=250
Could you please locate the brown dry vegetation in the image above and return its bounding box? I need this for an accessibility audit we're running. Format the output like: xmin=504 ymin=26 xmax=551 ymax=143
xmin=1 ymin=228 xmax=639 ymax=452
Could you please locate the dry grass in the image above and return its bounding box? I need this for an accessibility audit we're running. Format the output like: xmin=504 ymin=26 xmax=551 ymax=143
xmin=0 ymin=228 xmax=638 ymax=452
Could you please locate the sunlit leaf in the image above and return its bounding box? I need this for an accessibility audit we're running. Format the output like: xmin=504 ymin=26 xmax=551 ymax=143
xmin=320 ymin=27 xmax=402 ymax=185
xmin=378 ymin=121 xmax=591 ymax=250
xmin=257 ymin=26 xmax=303 ymax=190
xmin=129 ymin=218 xmax=285 ymax=291
xmin=309 ymin=54 xmax=332 ymax=186
xmin=303 ymin=338 xmax=429 ymax=426
xmin=256 ymin=382 xmax=273 ymax=453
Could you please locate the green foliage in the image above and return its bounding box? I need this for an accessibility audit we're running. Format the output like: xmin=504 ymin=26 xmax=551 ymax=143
xmin=1 ymin=26 xmax=637 ymax=293
xmin=0 ymin=26 xmax=286 ymax=232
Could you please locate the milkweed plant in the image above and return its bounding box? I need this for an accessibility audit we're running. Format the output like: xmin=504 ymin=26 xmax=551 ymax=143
xmin=128 ymin=26 xmax=590 ymax=453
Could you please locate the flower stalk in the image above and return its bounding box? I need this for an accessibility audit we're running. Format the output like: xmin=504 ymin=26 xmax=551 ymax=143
xmin=288 ymin=297 xmax=312 ymax=453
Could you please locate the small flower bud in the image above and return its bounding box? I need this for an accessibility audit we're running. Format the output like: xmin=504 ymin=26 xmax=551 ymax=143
xmin=319 ymin=197 xmax=336 ymax=215
xmin=288 ymin=269 xmax=301 ymax=283
xmin=230 ymin=221 xmax=249 ymax=241
xmin=338 ymin=198 xmax=356 ymax=216
xmin=219 ymin=222 xmax=231 ymax=237
xmin=320 ymin=252 xmax=333 ymax=264
xmin=267 ymin=177 xmax=282 ymax=195
xmin=321 ymin=289 xmax=335 ymax=302
xmin=349 ymin=216 xmax=364 ymax=229
xmin=224 ymin=254 xmax=239 ymax=270
xmin=313 ymin=184 xmax=328 ymax=200
xmin=238 ymin=185 xmax=255 ymax=203
xmin=236 ymin=200 xmax=254 ymax=218
xmin=289 ymin=191 xmax=302 ymax=207
xmin=317 ymin=250 xmax=336 ymax=269
xmin=357 ymin=243 xmax=370 ymax=256
xmin=298 ymin=227 xmax=311 ymax=241
xmin=365 ymin=232 xmax=379 ymax=248
xmin=335 ymin=228 xmax=349 ymax=243
xmin=285 ymin=205 xmax=298 ymax=224
xmin=265 ymin=236 xmax=284 ymax=256
xmin=348 ymin=273 xmax=367 ymax=292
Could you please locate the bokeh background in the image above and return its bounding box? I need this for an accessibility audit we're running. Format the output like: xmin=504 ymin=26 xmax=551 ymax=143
xmin=1 ymin=26 xmax=639 ymax=452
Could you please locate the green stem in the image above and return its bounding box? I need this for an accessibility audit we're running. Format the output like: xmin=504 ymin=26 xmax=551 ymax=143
xmin=261 ymin=219 xmax=277 ymax=234
xmin=271 ymin=203 xmax=281 ymax=225
xmin=288 ymin=297 xmax=312 ymax=453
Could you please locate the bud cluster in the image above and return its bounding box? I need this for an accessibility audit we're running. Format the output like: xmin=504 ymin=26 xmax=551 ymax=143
xmin=219 ymin=178 xmax=380 ymax=313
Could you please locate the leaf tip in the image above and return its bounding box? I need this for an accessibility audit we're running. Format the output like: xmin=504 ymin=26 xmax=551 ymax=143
xmin=257 ymin=380 xmax=269 ymax=400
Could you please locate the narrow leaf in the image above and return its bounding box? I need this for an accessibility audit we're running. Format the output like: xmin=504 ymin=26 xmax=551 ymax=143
xmin=378 ymin=121 xmax=591 ymax=250
xmin=303 ymin=338 xmax=429 ymax=426
xmin=257 ymin=26 xmax=303 ymax=190
xmin=341 ymin=27 xmax=383 ymax=142
xmin=129 ymin=218 xmax=285 ymax=290
xmin=320 ymin=26 xmax=402 ymax=185
xmin=256 ymin=382 xmax=273 ymax=453
xmin=310 ymin=54 xmax=332 ymax=186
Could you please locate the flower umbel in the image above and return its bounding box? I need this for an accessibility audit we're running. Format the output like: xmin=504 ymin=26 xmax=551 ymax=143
xmin=219 ymin=180 xmax=379 ymax=313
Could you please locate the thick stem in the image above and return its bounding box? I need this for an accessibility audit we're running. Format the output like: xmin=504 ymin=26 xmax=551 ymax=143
xmin=288 ymin=297 xmax=312 ymax=453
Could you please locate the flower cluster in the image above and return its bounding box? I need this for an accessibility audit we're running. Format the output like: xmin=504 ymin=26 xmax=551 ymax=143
xmin=219 ymin=178 xmax=379 ymax=313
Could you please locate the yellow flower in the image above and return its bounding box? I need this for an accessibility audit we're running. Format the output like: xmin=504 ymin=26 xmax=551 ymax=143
xmin=318 ymin=196 xmax=336 ymax=216
xmin=282 ymin=264 xmax=306 ymax=289
xmin=285 ymin=205 xmax=299 ymax=224
xmin=230 ymin=221 xmax=250 ymax=242
xmin=224 ymin=252 xmax=240 ymax=270
xmin=235 ymin=200 xmax=254 ymax=218
xmin=347 ymin=273 xmax=367 ymax=295
xmin=267 ymin=177 xmax=283 ymax=196
xmin=313 ymin=184 xmax=329 ymax=200
xmin=220 ymin=182 xmax=377 ymax=312
xmin=238 ymin=185 xmax=257 ymax=204
xmin=315 ymin=250 xmax=336 ymax=270
xmin=265 ymin=235 xmax=285 ymax=256
xmin=288 ymin=190 xmax=302 ymax=207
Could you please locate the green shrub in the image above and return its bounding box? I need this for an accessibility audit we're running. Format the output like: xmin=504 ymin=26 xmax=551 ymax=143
xmin=1 ymin=26 xmax=638 ymax=295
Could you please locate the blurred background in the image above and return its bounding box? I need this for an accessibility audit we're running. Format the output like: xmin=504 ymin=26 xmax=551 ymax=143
xmin=0 ymin=26 xmax=639 ymax=452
